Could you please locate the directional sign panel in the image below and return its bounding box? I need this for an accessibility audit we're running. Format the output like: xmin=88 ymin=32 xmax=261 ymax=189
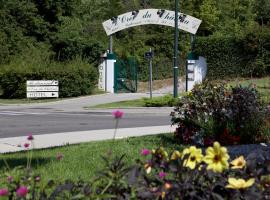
xmin=27 ymin=80 xmax=58 ymax=86
xmin=27 ymin=86 xmax=59 ymax=92
xmin=26 ymin=80 xmax=59 ymax=98
xmin=27 ymin=92 xmax=59 ymax=98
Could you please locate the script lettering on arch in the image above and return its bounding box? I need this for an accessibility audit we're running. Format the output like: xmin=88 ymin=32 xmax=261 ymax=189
xmin=102 ymin=9 xmax=202 ymax=35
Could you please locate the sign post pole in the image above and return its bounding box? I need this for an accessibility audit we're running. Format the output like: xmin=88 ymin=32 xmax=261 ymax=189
xmin=173 ymin=0 xmax=179 ymax=98
xmin=109 ymin=35 xmax=113 ymax=53
xmin=149 ymin=48 xmax=153 ymax=99
xmin=145 ymin=49 xmax=153 ymax=99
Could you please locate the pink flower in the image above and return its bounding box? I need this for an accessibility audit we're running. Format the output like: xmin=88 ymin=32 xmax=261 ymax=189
xmin=141 ymin=148 xmax=151 ymax=156
xmin=159 ymin=171 xmax=167 ymax=179
xmin=112 ymin=110 xmax=124 ymax=119
xmin=35 ymin=176 xmax=41 ymax=182
xmin=7 ymin=176 xmax=13 ymax=183
xmin=0 ymin=188 xmax=8 ymax=196
xmin=56 ymin=153 xmax=63 ymax=161
xmin=16 ymin=186 xmax=28 ymax=197
xmin=27 ymin=134 xmax=34 ymax=141
xmin=24 ymin=143 xmax=30 ymax=148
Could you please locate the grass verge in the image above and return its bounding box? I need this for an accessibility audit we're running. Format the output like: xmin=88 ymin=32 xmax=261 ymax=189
xmin=89 ymin=98 xmax=145 ymax=108
xmin=0 ymin=133 xmax=180 ymax=183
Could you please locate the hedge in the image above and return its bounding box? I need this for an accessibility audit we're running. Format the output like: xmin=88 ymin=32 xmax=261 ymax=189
xmin=0 ymin=60 xmax=98 ymax=99
xmin=195 ymin=30 xmax=270 ymax=79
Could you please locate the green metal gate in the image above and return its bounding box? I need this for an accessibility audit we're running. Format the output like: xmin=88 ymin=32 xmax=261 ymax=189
xmin=114 ymin=56 xmax=138 ymax=93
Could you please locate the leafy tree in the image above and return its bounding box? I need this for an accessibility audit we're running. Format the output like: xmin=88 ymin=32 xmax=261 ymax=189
xmin=198 ymin=0 xmax=221 ymax=35
xmin=217 ymin=0 xmax=255 ymax=35
xmin=253 ymin=0 xmax=270 ymax=25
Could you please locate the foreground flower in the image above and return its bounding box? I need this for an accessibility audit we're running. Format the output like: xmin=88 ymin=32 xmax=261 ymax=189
xmin=7 ymin=176 xmax=13 ymax=183
xmin=171 ymin=150 xmax=181 ymax=160
xmin=144 ymin=163 xmax=152 ymax=174
xmin=141 ymin=148 xmax=151 ymax=156
xmin=0 ymin=188 xmax=8 ymax=196
xmin=56 ymin=153 xmax=63 ymax=161
xmin=152 ymin=147 xmax=168 ymax=160
xmin=164 ymin=182 xmax=172 ymax=190
xmin=182 ymin=146 xmax=203 ymax=169
xmin=204 ymin=142 xmax=229 ymax=173
xmin=231 ymin=155 xmax=246 ymax=169
xmin=226 ymin=178 xmax=255 ymax=189
xmin=16 ymin=186 xmax=28 ymax=197
xmin=112 ymin=110 xmax=124 ymax=119
xmin=24 ymin=143 xmax=30 ymax=148
xmin=159 ymin=171 xmax=166 ymax=179
xmin=27 ymin=134 xmax=34 ymax=141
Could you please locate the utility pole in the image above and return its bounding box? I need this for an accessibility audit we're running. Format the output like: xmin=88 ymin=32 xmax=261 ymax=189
xmin=173 ymin=0 xmax=179 ymax=98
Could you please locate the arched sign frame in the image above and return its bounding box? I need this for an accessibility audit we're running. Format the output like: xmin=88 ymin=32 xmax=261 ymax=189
xmin=102 ymin=9 xmax=201 ymax=36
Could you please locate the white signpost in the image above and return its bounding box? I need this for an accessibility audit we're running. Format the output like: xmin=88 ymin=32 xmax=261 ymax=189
xmin=26 ymin=80 xmax=59 ymax=98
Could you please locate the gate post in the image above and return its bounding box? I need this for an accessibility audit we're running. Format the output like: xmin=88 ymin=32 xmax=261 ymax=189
xmin=106 ymin=53 xmax=116 ymax=93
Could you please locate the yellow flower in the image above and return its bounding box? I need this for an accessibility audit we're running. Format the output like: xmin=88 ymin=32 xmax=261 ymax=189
xmin=186 ymin=91 xmax=193 ymax=97
xmin=182 ymin=146 xmax=203 ymax=170
xmin=204 ymin=142 xmax=229 ymax=173
xmin=171 ymin=150 xmax=181 ymax=160
xmin=230 ymin=156 xmax=246 ymax=169
xmin=153 ymin=147 xmax=168 ymax=160
xmin=161 ymin=191 xmax=166 ymax=199
xmin=226 ymin=178 xmax=255 ymax=189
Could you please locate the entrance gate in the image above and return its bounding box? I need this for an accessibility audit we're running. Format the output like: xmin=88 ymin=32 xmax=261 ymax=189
xmin=114 ymin=56 xmax=137 ymax=93
xmin=100 ymin=9 xmax=204 ymax=94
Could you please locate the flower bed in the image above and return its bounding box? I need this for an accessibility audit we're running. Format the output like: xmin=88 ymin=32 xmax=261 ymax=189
xmin=0 ymin=136 xmax=269 ymax=199
xmin=171 ymin=82 xmax=270 ymax=146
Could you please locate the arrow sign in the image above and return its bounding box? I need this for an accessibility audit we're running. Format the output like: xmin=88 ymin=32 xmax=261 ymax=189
xmin=27 ymin=80 xmax=59 ymax=86
xmin=27 ymin=92 xmax=59 ymax=98
xmin=27 ymin=86 xmax=59 ymax=92
xmin=26 ymin=80 xmax=59 ymax=98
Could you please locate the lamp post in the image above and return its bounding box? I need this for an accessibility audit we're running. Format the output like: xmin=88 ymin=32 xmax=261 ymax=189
xmin=173 ymin=0 xmax=179 ymax=98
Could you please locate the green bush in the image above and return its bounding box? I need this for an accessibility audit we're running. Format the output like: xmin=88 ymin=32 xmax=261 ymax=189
xmin=195 ymin=29 xmax=270 ymax=79
xmin=0 ymin=59 xmax=98 ymax=98
xmin=143 ymin=95 xmax=177 ymax=107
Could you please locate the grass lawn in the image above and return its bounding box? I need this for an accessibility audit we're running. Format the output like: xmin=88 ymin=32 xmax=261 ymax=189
xmin=0 ymin=133 xmax=180 ymax=183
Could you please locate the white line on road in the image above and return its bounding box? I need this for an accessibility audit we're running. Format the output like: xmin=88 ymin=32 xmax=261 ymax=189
xmin=0 ymin=111 xmax=49 ymax=116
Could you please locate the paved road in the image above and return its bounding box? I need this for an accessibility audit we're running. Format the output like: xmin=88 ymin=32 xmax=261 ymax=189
xmin=0 ymin=91 xmax=179 ymax=152
xmin=0 ymin=110 xmax=171 ymax=138
xmin=0 ymin=91 xmax=178 ymax=139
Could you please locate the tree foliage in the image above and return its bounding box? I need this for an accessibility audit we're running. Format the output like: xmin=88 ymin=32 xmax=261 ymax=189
xmin=0 ymin=0 xmax=269 ymax=82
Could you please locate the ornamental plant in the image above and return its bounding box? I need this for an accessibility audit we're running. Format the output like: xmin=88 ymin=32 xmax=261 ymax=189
xmin=171 ymin=81 xmax=269 ymax=146
xmin=0 ymin=142 xmax=270 ymax=199
xmin=130 ymin=142 xmax=270 ymax=199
